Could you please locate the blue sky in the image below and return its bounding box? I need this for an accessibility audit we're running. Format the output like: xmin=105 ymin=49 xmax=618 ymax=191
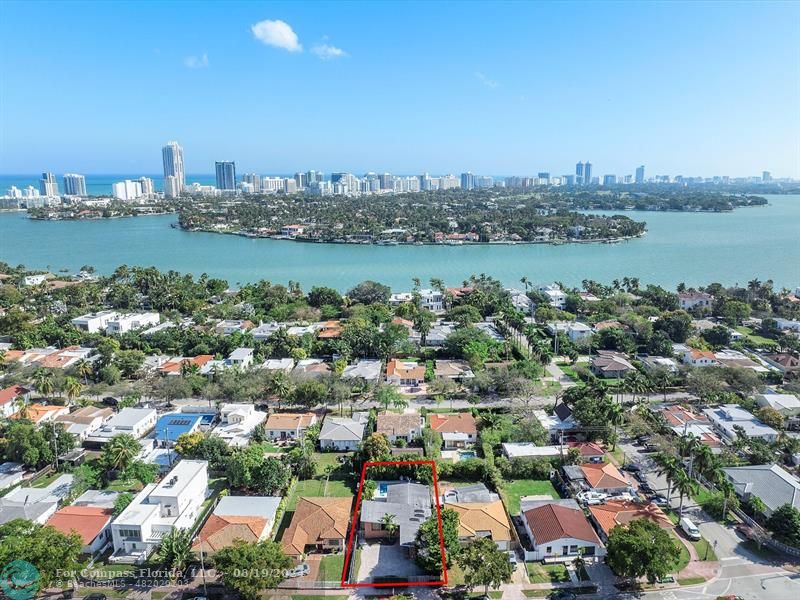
xmin=1 ymin=0 xmax=798 ymax=177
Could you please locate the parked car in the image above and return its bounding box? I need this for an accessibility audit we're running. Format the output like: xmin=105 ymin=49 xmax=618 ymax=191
xmin=506 ymin=551 xmax=518 ymax=565
xmin=622 ymin=463 xmax=641 ymax=472
xmin=642 ymin=443 xmax=659 ymax=452
xmin=577 ymin=491 xmax=608 ymax=505
xmin=638 ymin=482 xmax=654 ymax=494
xmin=651 ymin=495 xmax=669 ymax=507
xmin=679 ymin=517 xmax=702 ymax=541
xmin=548 ymin=592 xmax=577 ymax=600
xmin=636 ymin=435 xmax=650 ymax=445
xmin=284 ymin=563 xmax=310 ymax=578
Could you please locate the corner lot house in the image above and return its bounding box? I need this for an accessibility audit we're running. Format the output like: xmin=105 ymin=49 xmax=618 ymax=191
xmin=703 ymin=405 xmax=778 ymax=443
xmin=521 ymin=499 xmax=605 ymax=561
xmin=588 ymin=500 xmax=672 ymax=542
xmin=47 ymin=506 xmax=113 ymax=555
xmin=445 ymin=499 xmax=513 ymax=550
xmin=723 ymin=464 xmax=800 ymax=516
xmin=376 ymin=412 xmax=423 ymax=444
xmin=265 ymin=412 xmax=318 ymax=441
xmin=192 ymin=495 xmax=281 ymax=557
xmin=281 ymin=497 xmax=352 ymax=558
xmin=429 ymin=413 xmax=477 ymax=449
xmin=319 ymin=413 xmax=367 ymax=451
xmin=361 ymin=482 xmax=432 ymax=548
xmin=110 ymin=460 xmax=208 ymax=563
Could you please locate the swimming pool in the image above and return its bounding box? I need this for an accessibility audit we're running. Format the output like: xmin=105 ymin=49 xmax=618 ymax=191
xmin=458 ymin=450 xmax=477 ymax=461
xmin=378 ymin=482 xmax=389 ymax=496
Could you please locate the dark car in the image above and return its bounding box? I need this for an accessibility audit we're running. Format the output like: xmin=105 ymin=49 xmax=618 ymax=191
xmin=643 ymin=443 xmax=659 ymax=452
xmin=639 ymin=482 xmax=654 ymax=494
xmin=548 ymin=592 xmax=577 ymax=600
xmin=636 ymin=435 xmax=650 ymax=445
xmin=83 ymin=594 xmax=108 ymax=600
xmin=622 ymin=463 xmax=641 ymax=472
xmin=101 ymin=396 xmax=119 ymax=407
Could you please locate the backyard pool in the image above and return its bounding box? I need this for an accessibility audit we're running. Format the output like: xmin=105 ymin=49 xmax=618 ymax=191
xmin=458 ymin=450 xmax=477 ymax=461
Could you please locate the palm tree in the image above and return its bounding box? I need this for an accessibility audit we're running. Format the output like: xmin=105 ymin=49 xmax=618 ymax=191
xmin=268 ymin=371 xmax=293 ymax=409
xmin=606 ymin=402 xmax=625 ymax=451
xmin=673 ymin=468 xmax=699 ymax=517
xmin=380 ymin=513 xmax=399 ymax=539
xmin=156 ymin=528 xmax=193 ymax=579
xmin=13 ymin=395 xmax=30 ymax=420
xmin=103 ymin=434 xmax=141 ymax=471
xmin=34 ymin=368 xmax=55 ymax=399
xmin=64 ymin=376 xmax=83 ymax=405
xmin=74 ymin=359 xmax=93 ymax=385
xmin=655 ymin=454 xmax=681 ymax=504
xmin=692 ymin=444 xmax=715 ymax=481
xmin=623 ymin=370 xmax=652 ymax=405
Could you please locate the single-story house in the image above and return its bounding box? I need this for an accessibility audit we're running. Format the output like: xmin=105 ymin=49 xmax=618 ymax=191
xmin=192 ymin=495 xmax=281 ymax=556
xmin=0 ymin=474 xmax=74 ymax=525
xmin=723 ymin=464 xmax=800 ymax=516
xmin=590 ymin=351 xmax=636 ymax=378
xmin=703 ymin=405 xmax=778 ymax=443
xmin=157 ymin=354 xmax=214 ymax=376
xmin=319 ymin=413 xmax=368 ymax=451
xmin=429 ymin=413 xmax=478 ymax=449
xmin=755 ymin=393 xmax=800 ymax=417
xmin=0 ymin=462 xmax=26 ymax=492
xmin=682 ymin=348 xmax=717 ymax=367
xmin=588 ymin=500 xmax=672 ymax=542
xmin=434 ymin=360 xmax=475 ymax=382
xmin=361 ymin=482 xmax=432 ymax=548
xmin=11 ymin=403 xmax=69 ymax=424
xmin=534 ymin=405 xmax=577 ymax=441
xmin=212 ymin=403 xmax=268 ymax=447
xmin=281 ymin=496 xmax=352 ymax=558
xmin=260 ymin=358 xmax=294 ymax=373
xmin=502 ymin=443 xmax=561 ymax=459
xmin=47 ymin=506 xmax=113 ymax=555
xmin=265 ymin=412 xmax=318 ymax=441
xmin=55 ymin=406 xmax=114 ymax=441
xmin=292 ymin=358 xmax=332 ymax=379
xmin=0 ymin=385 xmax=31 ymax=418
xmin=376 ymin=412 xmax=424 ymax=443
xmin=386 ymin=359 xmax=426 ymax=387
xmin=580 ymin=462 xmax=635 ymax=494
xmin=566 ymin=441 xmax=606 ymax=463
xmin=445 ymin=499 xmax=513 ymax=550
xmin=521 ymin=499 xmax=605 ymax=561
xmin=341 ymin=360 xmax=383 ymax=384
xmin=763 ymin=353 xmax=800 ymax=374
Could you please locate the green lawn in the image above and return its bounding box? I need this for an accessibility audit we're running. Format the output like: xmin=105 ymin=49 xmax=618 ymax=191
xmin=692 ymin=537 xmax=718 ymax=561
xmin=313 ymin=451 xmax=349 ymax=476
xmin=30 ymin=471 xmax=61 ymax=488
xmin=526 ymin=562 xmax=570 ymax=583
xmin=678 ymin=576 xmax=707 ymax=586
xmin=316 ymin=553 xmax=345 ymax=582
xmin=500 ymin=479 xmax=559 ymax=515
xmin=447 ymin=563 xmax=466 ymax=585
xmin=286 ymin=478 xmax=353 ymax=510
xmin=734 ymin=326 xmax=777 ymax=348
xmin=671 ymin=534 xmax=691 ymax=573
xmin=104 ymin=478 xmax=144 ymax=493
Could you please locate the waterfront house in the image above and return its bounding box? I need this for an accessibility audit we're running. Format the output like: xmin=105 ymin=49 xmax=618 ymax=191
xmin=265 ymin=412 xmax=318 ymax=441
xmin=281 ymin=496 xmax=352 ymax=558
xmin=319 ymin=413 xmax=368 ymax=451
xmin=376 ymin=412 xmax=423 ymax=444
xmin=47 ymin=506 xmax=114 ymax=555
xmin=110 ymin=460 xmax=208 ymax=563
xmin=678 ymin=291 xmax=714 ymax=311
xmin=429 ymin=413 xmax=478 ymax=449
xmin=361 ymin=482 xmax=432 ymax=549
xmin=703 ymin=404 xmax=778 ymax=443
xmin=386 ymin=358 xmax=426 ymax=388
xmin=590 ymin=351 xmax=635 ymax=378
xmin=192 ymin=495 xmax=281 ymax=557
xmin=722 ymin=464 xmax=800 ymax=516
xmin=588 ymin=500 xmax=672 ymax=542
xmin=521 ymin=499 xmax=605 ymax=561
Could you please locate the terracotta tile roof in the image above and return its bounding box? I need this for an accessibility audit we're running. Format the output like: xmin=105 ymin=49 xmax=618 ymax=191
xmin=446 ymin=500 xmax=512 ymax=541
xmin=581 ymin=462 xmax=630 ymax=490
xmin=690 ymin=349 xmax=716 ymax=360
xmin=567 ymin=441 xmax=605 ymax=457
xmin=158 ymin=354 xmax=214 ymax=374
xmin=2 ymin=350 xmax=25 ymax=363
xmin=386 ymin=359 xmax=425 ymax=380
xmin=281 ymin=497 xmax=352 ymax=556
xmin=377 ymin=413 xmax=422 ymax=437
xmin=523 ymin=503 xmax=602 ymax=545
xmin=10 ymin=403 xmax=67 ymax=423
xmin=430 ymin=413 xmax=477 ymax=435
xmin=588 ymin=500 xmax=672 ymax=536
xmin=0 ymin=385 xmax=30 ymax=406
xmin=659 ymin=405 xmax=708 ymax=427
xmin=391 ymin=317 xmax=414 ymax=328
xmin=317 ymin=321 xmax=343 ymax=339
xmin=191 ymin=514 xmax=269 ymax=553
xmin=55 ymin=406 xmax=113 ymax=425
xmin=265 ymin=412 xmax=316 ymax=431
xmin=46 ymin=506 xmax=113 ymax=544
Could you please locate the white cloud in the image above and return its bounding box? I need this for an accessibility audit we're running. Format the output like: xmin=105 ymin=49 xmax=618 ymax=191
xmin=311 ymin=43 xmax=348 ymax=60
xmin=183 ymin=53 xmax=209 ymax=69
xmin=251 ymin=19 xmax=303 ymax=52
xmin=475 ymin=71 xmax=499 ymax=89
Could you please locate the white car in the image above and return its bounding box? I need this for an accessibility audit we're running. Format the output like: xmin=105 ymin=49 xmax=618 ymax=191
xmin=577 ymin=491 xmax=608 ymax=505
xmin=284 ymin=563 xmax=310 ymax=578
xmin=679 ymin=517 xmax=701 ymax=541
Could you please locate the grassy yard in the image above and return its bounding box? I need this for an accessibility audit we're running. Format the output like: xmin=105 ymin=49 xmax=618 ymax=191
xmin=735 ymin=326 xmax=777 ymax=348
xmin=30 ymin=471 xmax=61 ymax=488
xmin=692 ymin=537 xmax=718 ymax=561
xmin=316 ymin=553 xmax=345 ymax=582
xmin=313 ymin=451 xmax=349 ymax=476
xmin=500 ymin=479 xmax=559 ymax=515
xmin=671 ymin=534 xmax=691 ymax=573
xmin=286 ymin=478 xmax=353 ymax=510
xmin=526 ymin=562 xmax=570 ymax=583
xmin=678 ymin=576 xmax=707 ymax=586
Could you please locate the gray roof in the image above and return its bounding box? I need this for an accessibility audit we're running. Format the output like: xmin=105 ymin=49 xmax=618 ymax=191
xmin=361 ymin=482 xmax=432 ymax=545
xmin=73 ymin=489 xmax=121 ymax=509
xmin=563 ymin=465 xmax=586 ymax=481
xmin=108 ymin=407 xmax=156 ymax=428
xmin=0 ymin=501 xmax=56 ymax=525
xmin=442 ymin=483 xmax=498 ymax=503
xmin=320 ymin=417 xmax=366 ymax=442
xmin=342 ymin=360 xmax=382 ymax=382
xmin=214 ymin=495 xmax=281 ymax=521
xmin=723 ymin=464 xmax=800 ymax=513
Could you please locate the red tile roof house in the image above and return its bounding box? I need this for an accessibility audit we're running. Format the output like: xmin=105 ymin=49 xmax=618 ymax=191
xmin=47 ymin=506 xmax=114 ymax=555
xmin=566 ymin=441 xmax=606 ymax=463
xmin=385 ymin=359 xmax=426 ymax=390
xmin=521 ymin=499 xmax=605 ymax=562
xmin=429 ymin=413 xmax=478 ymax=449
xmin=581 ymin=462 xmax=637 ymax=494
xmin=0 ymin=385 xmax=31 ymax=419
xmin=588 ymin=500 xmax=673 ymax=543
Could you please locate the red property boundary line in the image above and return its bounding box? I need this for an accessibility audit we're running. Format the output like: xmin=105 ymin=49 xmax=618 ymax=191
xmin=340 ymin=459 xmax=448 ymax=588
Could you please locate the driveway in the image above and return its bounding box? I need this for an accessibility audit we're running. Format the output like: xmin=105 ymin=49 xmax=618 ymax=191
xmin=357 ymin=542 xmax=425 ymax=582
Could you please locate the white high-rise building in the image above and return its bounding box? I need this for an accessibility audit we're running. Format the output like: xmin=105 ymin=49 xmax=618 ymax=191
xmin=162 ymin=141 xmax=185 ymax=196
xmin=23 ymin=186 xmax=40 ymax=198
xmin=243 ymin=173 xmax=262 ymax=192
xmin=6 ymin=186 xmax=22 ymax=198
xmin=137 ymin=177 xmax=154 ymax=196
xmin=112 ymin=179 xmax=143 ymax=201
xmin=63 ymin=173 xmax=87 ymax=196
xmin=283 ymin=178 xmax=298 ymax=194
xmin=40 ymin=172 xmax=59 ymax=196
xmin=164 ymin=175 xmax=181 ymax=199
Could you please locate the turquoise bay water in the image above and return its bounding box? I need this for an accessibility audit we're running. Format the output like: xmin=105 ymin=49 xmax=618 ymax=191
xmin=0 ymin=195 xmax=798 ymax=291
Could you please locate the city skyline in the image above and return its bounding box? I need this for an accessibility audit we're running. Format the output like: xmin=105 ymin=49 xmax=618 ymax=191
xmin=1 ymin=1 xmax=798 ymax=177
